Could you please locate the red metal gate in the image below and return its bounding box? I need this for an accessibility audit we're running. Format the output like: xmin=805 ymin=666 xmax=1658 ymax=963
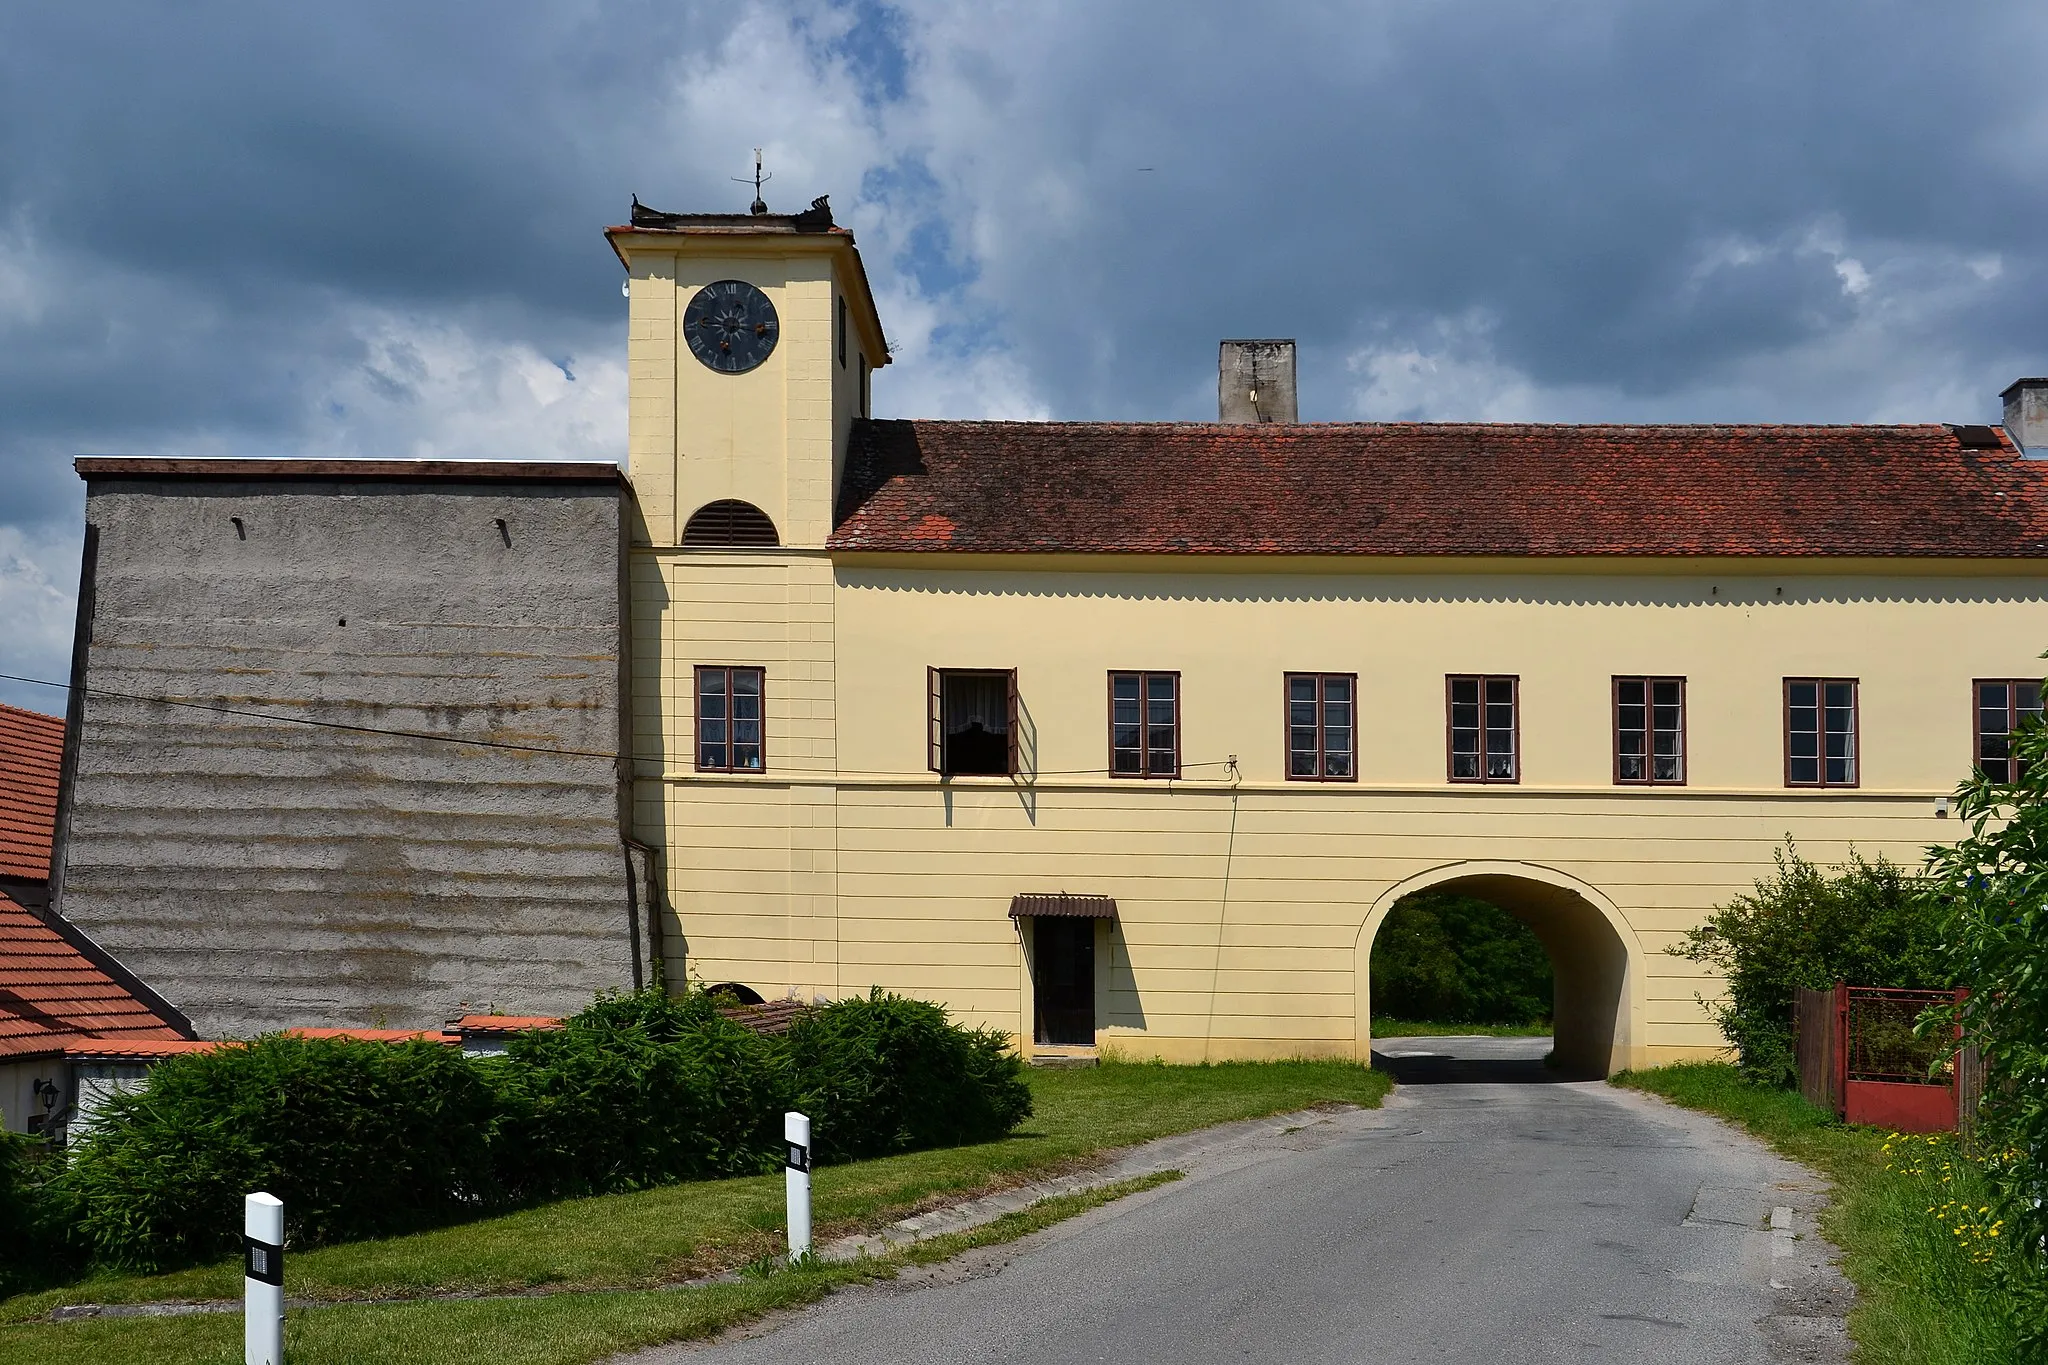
xmin=1838 ymin=984 xmax=1961 ymax=1132
xmin=1796 ymin=983 xmax=1964 ymax=1132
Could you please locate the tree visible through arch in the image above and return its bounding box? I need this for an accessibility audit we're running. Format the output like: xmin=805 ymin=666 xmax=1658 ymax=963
xmin=1357 ymin=863 xmax=1643 ymax=1078
xmin=682 ymin=499 xmax=779 ymax=547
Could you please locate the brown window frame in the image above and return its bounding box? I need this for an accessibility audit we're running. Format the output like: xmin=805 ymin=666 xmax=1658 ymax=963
xmin=694 ymin=665 xmax=766 ymax=773
xmin=1784 ymin=677 xmax=1859 ymax=788
xmin=1446 ymin=674 xmax=1520 ymax=784
xmin=1107 ymin=670 xmax=1181 ymax=779
xmin=837 ymin=295 xmax=847 ymax=369
xmin=1612 ymin=675 xmax=1687 ymax=786
xmin=1973 ymin=678 xmax=2044 ymax=782
xmin=1284 ymin=673 xmax=1358 ymax=782
xmin=927 ymin=667 xmax=1020 ymax=777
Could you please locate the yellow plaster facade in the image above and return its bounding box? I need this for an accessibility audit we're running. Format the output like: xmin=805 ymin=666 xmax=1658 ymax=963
xmin=611 ymin=220 xmax=2047 ymax=1076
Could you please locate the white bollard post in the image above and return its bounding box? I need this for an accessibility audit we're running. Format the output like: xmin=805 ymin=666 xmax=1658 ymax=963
xmin=784 ymin=1111 xmax=812 ymax=1262
xmin=244 ymin=1191 xmax=284 ymax=1365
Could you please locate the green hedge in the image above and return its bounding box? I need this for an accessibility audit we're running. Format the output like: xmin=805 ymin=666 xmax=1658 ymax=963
xmin=64 ymin=1034 xmax=501 ymax=1269
xmin=486 ymin=990 xmax=785 ymax=1201
xmin=780 ymin=990 xmax=1031 ymax=1162
xmin=31 ymin=986 xmax=1032 ymax=1273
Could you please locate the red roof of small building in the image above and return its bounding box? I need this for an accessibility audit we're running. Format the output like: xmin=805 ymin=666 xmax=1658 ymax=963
xmin=830 ymin=420 xmax=2048 ymax=558
xmin=0 ymin=888 xmax=185 ymax=1061
xmin=0 ymin=703 xmax=63 ymax=882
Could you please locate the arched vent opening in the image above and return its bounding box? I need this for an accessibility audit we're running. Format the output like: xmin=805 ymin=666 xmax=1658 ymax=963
xmin=682 ymin=499 xmax=780 ymax=548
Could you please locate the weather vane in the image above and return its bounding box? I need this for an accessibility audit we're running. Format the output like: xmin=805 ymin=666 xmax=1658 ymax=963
xmin=734 ymin=149 xmax=771 ymax=215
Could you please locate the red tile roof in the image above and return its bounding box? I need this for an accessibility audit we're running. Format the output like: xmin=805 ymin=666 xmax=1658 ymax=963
xmin=0 ymin=888 xmax=185 ymax=1061
xmin=0 ymin=703 xmax=63 ymax=882
xmin=830 ymin=421 xmax=2048 ymax=558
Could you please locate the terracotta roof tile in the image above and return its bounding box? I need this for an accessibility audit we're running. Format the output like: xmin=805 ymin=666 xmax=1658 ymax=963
xmin=0 ymin=888 xmax=183 ymax=1059
xmin=0 ymin=703 xmax=63 ymax=882
xmin=451 ymin=1014 xmax=562 ymax=1034
xmin=831 ymin=421 xmax=2048 ymax=558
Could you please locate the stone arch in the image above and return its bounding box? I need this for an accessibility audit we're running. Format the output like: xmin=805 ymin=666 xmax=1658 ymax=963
xmin=682 ymin=499 xmax=780 ymax=547
xmin=1352 ymin=860 xmax=1648 ymax=1077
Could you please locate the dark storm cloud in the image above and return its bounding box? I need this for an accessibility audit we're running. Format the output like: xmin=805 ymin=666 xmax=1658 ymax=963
xmin=910 ymin=0 xmax=2047 ymax=418
xmin=3 ymin=0 xmax=2046 ymax=708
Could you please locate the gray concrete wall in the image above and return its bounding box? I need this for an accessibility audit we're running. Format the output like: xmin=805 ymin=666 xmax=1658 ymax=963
xmin=55 ymin=474 xmax=639 ymax=1037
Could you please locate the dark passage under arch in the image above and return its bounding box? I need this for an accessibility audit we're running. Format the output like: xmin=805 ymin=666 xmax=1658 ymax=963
xmin=683 ymin=499 xmax=780 ymax=547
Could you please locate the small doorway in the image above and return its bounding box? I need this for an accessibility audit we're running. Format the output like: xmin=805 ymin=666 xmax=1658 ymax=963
xmin=1033 ymin=917 xmax=1095 ymax=1045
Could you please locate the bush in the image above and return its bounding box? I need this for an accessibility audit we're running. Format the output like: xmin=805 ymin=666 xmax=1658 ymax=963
xmin=778 ymin=989 xmax=1032 ymax=1163
xmin=63 ymin=1035 xmax=500 ymax=1270
xmin=50 ymin=986 xmax=1035 ymax=1272
xmin=485 ymin=990 xmax=784 ymax=1200
xmin=1672 ymin=844 xmax=1947 ymax=1087
xmin=1370 ymin=892 xmax=1552 ymax=1026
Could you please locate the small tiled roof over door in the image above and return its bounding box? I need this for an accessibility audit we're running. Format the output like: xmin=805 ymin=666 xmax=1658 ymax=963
xmin=1008 ymin=893 xmax=1119 ymax=921
xmin=0 ymin=703 xmax=63 ymax=882
xmin=0 ymin=888 xmax=185 ymax=1060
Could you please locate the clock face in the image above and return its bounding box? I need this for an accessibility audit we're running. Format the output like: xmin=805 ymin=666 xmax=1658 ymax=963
xmin=685 ymin=280 xmax=779 ymax=374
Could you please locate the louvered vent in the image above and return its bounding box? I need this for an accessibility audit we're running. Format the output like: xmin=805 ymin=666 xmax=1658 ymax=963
xmin=682 ymin=500 xmax=780 ymax=547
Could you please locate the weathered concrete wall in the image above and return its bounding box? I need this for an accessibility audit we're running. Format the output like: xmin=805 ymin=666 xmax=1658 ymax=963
xmin=56 ymin=473 xmax=638 ymax=1037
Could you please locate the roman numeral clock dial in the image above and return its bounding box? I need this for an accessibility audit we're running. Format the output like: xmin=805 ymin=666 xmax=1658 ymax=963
xmin=684 ymin=279 xmax=779 ymax=374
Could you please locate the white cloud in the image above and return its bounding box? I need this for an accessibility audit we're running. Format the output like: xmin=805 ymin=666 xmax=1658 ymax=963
xmin=304 ymin=309 xmax=626 ymax=461
xmin=0 ymin=521 xmax=80 ymax=713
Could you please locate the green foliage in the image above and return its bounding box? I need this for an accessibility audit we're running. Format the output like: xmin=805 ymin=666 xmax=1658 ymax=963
xmin=486 ymin=992 xmax=784 ymax=1201
xmin=1670 ymin=845 xmax=1946 ymax=1087
xmin=779 ymin=989 xmax=1032 ymax=1162
xmin=1369 ymin=892 xmax=1552 ymax=1026
xmin=1926 ymin=701 xmax=2048 ymax=1345
xmin=45 ymin=987 xmax=1036 ymax=1275
xmin=63 ymin=1035 xmax=500 ymax=1271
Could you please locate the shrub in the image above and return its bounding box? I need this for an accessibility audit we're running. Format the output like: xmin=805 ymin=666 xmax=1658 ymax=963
xmin=1370 ymin=892 xmax=1552 ymax=1025
xmin=63 ymin=1035 xmax=500 ymax=1270
xmin=50 ymin=986 xmax=1033 ymax=1272
xmin=1671 ymin=844 xmax=1947 ymax=1087
xmin=485 ymin=990 xmax=784 ymax=1199
xmin=777 ymin=989 xmax=1032 ymax=1163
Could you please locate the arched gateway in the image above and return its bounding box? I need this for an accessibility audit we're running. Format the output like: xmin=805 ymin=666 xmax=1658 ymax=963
xmin=1354 ymin=862 xmax=1647 ymax=1078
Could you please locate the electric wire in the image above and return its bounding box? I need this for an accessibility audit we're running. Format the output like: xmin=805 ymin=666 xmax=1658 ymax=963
xmin=0 ymin=671 xmax=1241 ymax=780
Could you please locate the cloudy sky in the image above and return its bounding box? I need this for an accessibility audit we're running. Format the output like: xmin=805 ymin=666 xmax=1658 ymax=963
xmin=3 ymin=1 xmax=2045 ymax=711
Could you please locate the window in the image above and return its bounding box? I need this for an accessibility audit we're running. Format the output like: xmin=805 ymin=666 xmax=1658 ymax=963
xmin=928 ymin=668 xmax=1017 ymax=776
xmin=1286 ymin=674 xmax=1356 ymax=780
xmin=1975 ymin=679 xmax=2043 ymax=782
xmin=1785 ymin=678 xmax=1857 ymax=787
xmin=1109 ymin=672 xmax=1179 ymax=778
xmin=1614 ymin=676 xmax=1685 ymax=784
xmin=696 ymin=666 xmax=764 ymax=772
xmin=837 ymin=295 xmax=847 ymax=369
xmin=859 ymin=357 xmax=870 ymax=417
xmin=1447 ymin=675 xmax=1518 ymax=782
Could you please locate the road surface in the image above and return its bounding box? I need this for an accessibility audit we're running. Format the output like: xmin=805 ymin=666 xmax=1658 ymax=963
xmin=630 ymin=1036 xmax=1850 ymax=1364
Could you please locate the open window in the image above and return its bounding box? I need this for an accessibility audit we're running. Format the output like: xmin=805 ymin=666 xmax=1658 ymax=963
xmin=928 ymin=668 xmax=1018 ymax=776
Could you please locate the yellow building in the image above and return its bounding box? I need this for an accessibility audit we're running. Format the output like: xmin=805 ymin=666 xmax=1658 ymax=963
xmin=608 ymin=198 xmax=2048 ymax=1076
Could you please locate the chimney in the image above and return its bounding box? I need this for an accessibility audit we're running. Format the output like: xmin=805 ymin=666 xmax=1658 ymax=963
xmin=2002 ymin=378 xmax=2048 ymax=457
xmin=1219 ymin=340 xmax=1297 ymax=423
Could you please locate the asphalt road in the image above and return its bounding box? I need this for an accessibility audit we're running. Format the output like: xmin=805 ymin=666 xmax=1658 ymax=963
xmin=632 ymin=1037 xmax=1850 ymax=1365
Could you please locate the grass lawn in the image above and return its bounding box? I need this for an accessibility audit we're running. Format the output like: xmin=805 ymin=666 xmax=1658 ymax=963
xmin=1612 ymin=1062 xmax=2030 ymax=1365
xmin=0 ymin=1059 xmax=1386 ymax=1365
xmin=1370 ymin=1019 xmax=1551 ymax=1038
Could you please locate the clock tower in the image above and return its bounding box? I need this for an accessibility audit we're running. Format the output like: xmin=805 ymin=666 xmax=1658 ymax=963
xmin=605 ymin=195 xmax=889 ymax=549
xmin=606 ymin=194 xmax=889 ymax=995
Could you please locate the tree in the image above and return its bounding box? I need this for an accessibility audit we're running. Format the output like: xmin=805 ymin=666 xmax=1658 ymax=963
xmin=1926 ymin=707 xmax=2048 ymax=1312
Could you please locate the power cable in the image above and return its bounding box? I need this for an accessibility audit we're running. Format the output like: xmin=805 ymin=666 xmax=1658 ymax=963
xmin=0 ymin=671 xmax=1242 ymax=780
